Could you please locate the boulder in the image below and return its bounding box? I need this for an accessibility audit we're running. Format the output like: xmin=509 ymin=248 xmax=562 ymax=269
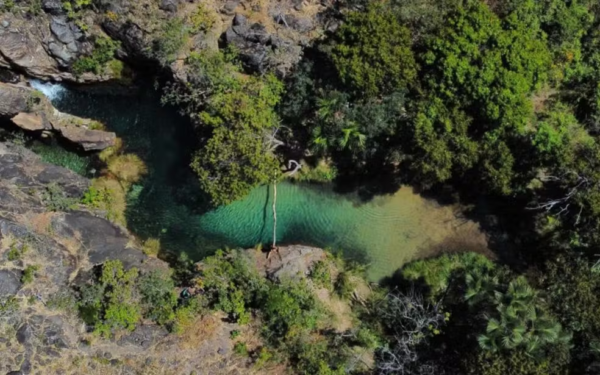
xmin=11 ymin=113 xmax=47 ymax=131
xmin=248 ymin=245 xmax=326 ymax=281
xmin=50 ymin=16 xmax=75 ymax=45
xmin=0 ymin=83 xmax=29 ymax=116
xmin=159 ymin=0 xmax=179 ymax=12
xmin=42 ymin=0 xmax=64 ymax=15
xmin=221 ymin=0 xmax=240 ymax=15
xmin=0 ymin=270 xmax=21 ymax=296
xmin=52 ymin=124 xmax=116 ymax=151
xmin=285 ymin=14 xmax=314 ymax=33
xmin=0 ymin=82 xmax=116 ymax=151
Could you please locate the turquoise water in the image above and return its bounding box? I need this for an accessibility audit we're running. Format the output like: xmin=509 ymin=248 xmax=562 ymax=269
xmin=33 ymin=81 xmax=485 ymax=280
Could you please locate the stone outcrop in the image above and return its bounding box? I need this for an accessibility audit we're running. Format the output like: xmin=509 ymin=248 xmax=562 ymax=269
xmin=0 ymin=141 xmax=251 ymax=375
xmin=247 ymin=244 xmax=326 ymax=281
xmin=0 ymin=82 xmax=116 ymax=151
xmin=0 ymin=12 xmax=101 ymax=82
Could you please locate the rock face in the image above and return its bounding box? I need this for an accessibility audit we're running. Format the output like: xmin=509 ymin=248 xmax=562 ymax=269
xmin=247 ymin=245 xmax=326 ymax=281
xmin=0 ymin=82 xmax=116 ymax=150
xmin=0 ymin=141 xmax=251 ymax=375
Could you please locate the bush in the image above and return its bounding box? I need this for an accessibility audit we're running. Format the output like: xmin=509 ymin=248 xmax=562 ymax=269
xmin=261 ymin=280 xmax=323 ymax=340
xmin=7 ymin=243 xmax=27 ymax=261
xmin=329 ymin=4 xmax=417 ymax=96
xmin=72 ymin=36 xmax=120 ymax=76
xmin=142 ymin=238 xmax=161 ymax=256
xmin=171 ymin=296 xmax=205 ymax=334
xmin=0 ymin=295 xmax=18 ymax=317
xmin=47 ymin=290 xmax=78 ymax=314
xmin=234 ymin=342 xmax=249 ymax=357
xmin=21 ymin=265 xmax=39 ymax=284
xmin=78 ymin=260 xmax=141 ymax=337
xmin=189 ymin=4 xmax=215 ymax=33
xmin=42 ymin=183 xmax=79 ymax=211
xmin=106 ymin=154 xmax=147 ymax=189
xmin=138 ymin=270 xmax=178 ymax=326
xmin=310 ymin=261 xmax=333 ymax=290
xmin=153 ymin=18 xmax=189 ymax=65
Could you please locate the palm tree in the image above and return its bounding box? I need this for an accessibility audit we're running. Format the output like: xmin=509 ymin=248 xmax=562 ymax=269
xmin=476 ymin=276 xmax=570 ymax=356
xmin=339 ymin=121 xmax=366 ymax=151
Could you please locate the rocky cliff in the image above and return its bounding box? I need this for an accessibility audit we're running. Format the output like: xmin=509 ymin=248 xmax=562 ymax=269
xmin=0 ymin=0 xmax=337 ymax=84
xmin=0 ymin=141 xmax=240 ymax=375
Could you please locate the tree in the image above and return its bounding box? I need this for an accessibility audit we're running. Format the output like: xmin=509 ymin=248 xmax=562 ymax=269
xmin=414 ymin=0 xmax=552 ymax=193
xmin=477 ymin=276 xmax=571 ymax=356
xmin=375 ymin=288 xmax=447 ymax=375
xmin=78 ymin=260 xmax=142 ymax=337
xmin=191 ymin=73 xmax=284 ymax=206
xmin=329 ymin=4 xmax=417 ymax=97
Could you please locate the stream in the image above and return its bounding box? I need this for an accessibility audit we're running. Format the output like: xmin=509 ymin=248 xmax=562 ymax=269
xmin=28 ymin=80 xmax=487 ymax=280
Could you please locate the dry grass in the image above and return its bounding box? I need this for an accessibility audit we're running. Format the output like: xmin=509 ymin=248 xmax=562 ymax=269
xmin=142 ymin=238 xmax=161 ymax=257
xmin=106 ymin=154 xmax=148 ymax=188
xmin=28 ymin=212 xmax=56 ymax=235
xmin=89 ymin=178 xmax=127 ymax=226
xmin=99 ymin=137 xmax=124 ymax=162
xmin=178 ymin=313 xmax=221 ymax=349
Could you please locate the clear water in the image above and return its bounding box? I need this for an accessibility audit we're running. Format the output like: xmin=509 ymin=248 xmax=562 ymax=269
xmin=32 ymin=81 xmax=485 ymax=280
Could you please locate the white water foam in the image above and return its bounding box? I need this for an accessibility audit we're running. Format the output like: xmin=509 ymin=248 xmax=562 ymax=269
xmin=29 ymin=79 xmax=66 ymax=101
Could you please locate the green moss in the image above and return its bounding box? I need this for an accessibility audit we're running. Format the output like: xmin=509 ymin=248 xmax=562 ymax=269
xmin=30 ymin=141 xmax=91 ymax=176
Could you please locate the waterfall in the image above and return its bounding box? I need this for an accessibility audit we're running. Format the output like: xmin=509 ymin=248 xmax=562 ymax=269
xmin=29 ymin=79 xmax=66 ymax=102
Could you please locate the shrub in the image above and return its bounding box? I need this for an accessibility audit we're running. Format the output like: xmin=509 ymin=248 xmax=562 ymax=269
xmin=47 ymin=290 xmax=78 ymax=314
xmin=42 ymin=183 xmax=79 ymax=211
xmin=234 ymin=342 xmax=249 ymax=357
xmin=142 ymin=238 xmax=161 ymax=256
xmin=171 ymin=296 xmax=205 ymax=334
xmin=199 ymin=250 xmax=267 ymax=324
xmin=310 ymin=261 xmax=332 ymax=290
xmin=106 ymin=154 xmax=147 ymax=189
xmin=138 ymin=270 xmax=178 ymax=325
xmin=0 ymin=295 xmax=18 ymax=317
xmin=7 ymin=243 xmax=27 ymax=261
xmin=21 ymin=265 xmax=39 ymax=284
xmin=78 ymin=260 xmax=142 ymax=337
xmin=189 ymin=4 xmax=215 ymax=33
xmin=153 ymin=18 xmax=189 ymax=66
xmin=83 ymin=179 xmax=126 ymax=225
xmin=72 ymin=36 xmax=120 ymax=76
xmin=334 ymin=271 xmax=355 ymax=299
xmin=261 ymin=280 xmax=323 ymax=340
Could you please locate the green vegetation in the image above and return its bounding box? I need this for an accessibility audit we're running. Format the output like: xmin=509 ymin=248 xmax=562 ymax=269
xmin=194 ymin=250 xmax=370 ymax=373
xmin=7 ymin=243 xmax=27 ymax=261
xmin=329 ymin=4 xmax=417 ymax=96
xmin=164 ymin=50 xmax=283 ymax=205
xmin=72 ymin=36 xmax=120 ymax=76
xmin=21 ymin=265 xmax=39 ymax=284
xmin=30 ymin=141 xmax=91 ymax=176
xmin=153 ymin=18 xmax=189 ymax=66
xmin=42 ymin=183 xmax=79 ymax=211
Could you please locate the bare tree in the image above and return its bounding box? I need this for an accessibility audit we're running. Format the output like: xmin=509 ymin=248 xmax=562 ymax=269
xmin=376 ymin=288 xmax=446 ymax=375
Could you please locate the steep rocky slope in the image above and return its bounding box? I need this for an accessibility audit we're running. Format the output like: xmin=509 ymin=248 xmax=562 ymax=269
xmin=0 ymin=0 xmax=337 ymax=83
xmin=0 ymin=142 xmax=243 ymax=374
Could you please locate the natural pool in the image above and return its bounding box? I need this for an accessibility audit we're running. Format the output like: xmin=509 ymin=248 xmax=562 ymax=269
xmin=30 ymin=81 xmax=487 ymax=280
